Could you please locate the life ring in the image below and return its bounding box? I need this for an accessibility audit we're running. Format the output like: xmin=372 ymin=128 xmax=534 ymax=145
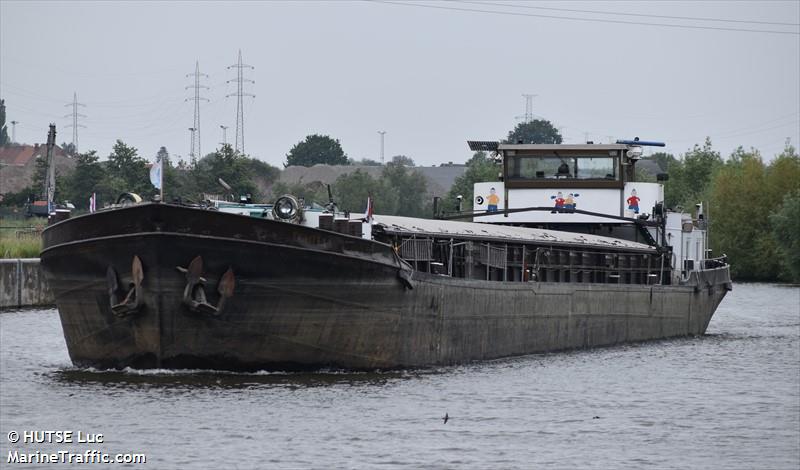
xmin=116 ymin=192 xmax=143 ymax=206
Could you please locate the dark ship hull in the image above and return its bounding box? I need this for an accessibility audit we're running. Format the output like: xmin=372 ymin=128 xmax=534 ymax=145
xmin=41 ymin=203 xmax=731 ymax=370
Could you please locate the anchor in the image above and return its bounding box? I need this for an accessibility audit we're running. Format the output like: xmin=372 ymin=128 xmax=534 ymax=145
xmin=176 ymin=255 xmax=235 ymax=316
xmin=107 ymin=255 xmax=145 ymax=318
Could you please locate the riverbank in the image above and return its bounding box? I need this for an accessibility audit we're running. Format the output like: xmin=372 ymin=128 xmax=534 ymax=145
xmin=0 ymin=258 xmax=53 ymax=309
xmin=0 ymin=219 xmax=45 ymax=258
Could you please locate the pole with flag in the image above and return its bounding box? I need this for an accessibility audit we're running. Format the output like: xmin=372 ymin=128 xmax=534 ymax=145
xmin=150 ymin=157 xmax=163 ymax=201
xmin=362 ymin=194 xmax=374 ymax=239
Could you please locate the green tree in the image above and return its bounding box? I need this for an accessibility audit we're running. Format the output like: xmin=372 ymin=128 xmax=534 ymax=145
xmin=681 ymin=138 xmax=723 ymax=202
xmin=664 ymin=138 xmax=723 ymax=210
xmin=285 ymin=134 xmax=348 ymax=167
xmin=156 ymin=146 xmax=170 ymax=166
xmin=710 ymin=151 xmax=777 ymax=280
xmin=331 ymin=170 xmax=397 ymax=215
xmin=30 ymin=155 xmax=49 ymax=196
xmin=504 ymin=119 xmax=562 ymax=144
xmin=0 ymin=99 xmax=9 ymax=146
xmin=0 ymin=189 xmax=34 ymax=207
xmin=192 ymin=144 xmax=258 ymax=199
xmin=381 ymin=162 xmax=428 ymax=217
xmin=765 ymin=142 xmax=800 ymax=281
xmin=444 ymin=151 xmax=499 ymax=214
xmin=390 ymin=155 xmax=415 ymax=166
xmin=241 ymin=157 xmax=281 ymax=194
xmin=153 ymin=146 xmax=186 ymax=202
xmin=765 ymin=142 xmax=800 ymax=210
xmin=107 ymin=140 xmax=150 ymax=196
xmin=62 ymin=150 xmax=107 ymax=209
xmin=770 ymin=192 xmax=800 ymax=282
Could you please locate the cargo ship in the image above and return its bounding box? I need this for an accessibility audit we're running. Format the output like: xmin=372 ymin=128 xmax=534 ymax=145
xmin=40 ymin=140 xmax=730 ymax=370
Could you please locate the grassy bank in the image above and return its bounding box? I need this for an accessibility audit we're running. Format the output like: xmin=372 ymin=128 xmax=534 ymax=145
xmin=0 ymin=218 xmax=45 ymax=258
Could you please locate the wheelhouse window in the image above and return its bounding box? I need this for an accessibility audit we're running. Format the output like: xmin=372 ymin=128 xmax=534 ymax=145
xmin=506 ymin=155 xmax=618 ymax=181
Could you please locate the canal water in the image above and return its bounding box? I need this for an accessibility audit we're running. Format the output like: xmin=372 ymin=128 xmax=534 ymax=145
xmin=1 ymin=283 xmax=798 ymax=469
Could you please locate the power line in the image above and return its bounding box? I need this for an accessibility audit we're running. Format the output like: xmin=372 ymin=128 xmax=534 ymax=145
xmin=368 ymin=1 xmax=800 ymax=35
xmin=661 ymin=112 xmax=800 ymax=145
xmin=694 ymin=110 xmax=800 ymax=140
xmin=1 ymin=83 xmax=66 ymax=104
xmin=456 ymin=1 xmax=800 ymax=27
xmin=226 ymin=49 xmax=255 ymax=154
xmin=716 ymin=117 xmax=800 ymax=139
xmin=63 ymin=92 xmax=86 ymax=152
xmin=186 ymin=60 xmax=209 ymax=161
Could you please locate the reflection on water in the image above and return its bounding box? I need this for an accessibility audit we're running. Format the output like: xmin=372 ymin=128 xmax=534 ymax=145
xmin=1 ymin=283 xmax=798 ymax=469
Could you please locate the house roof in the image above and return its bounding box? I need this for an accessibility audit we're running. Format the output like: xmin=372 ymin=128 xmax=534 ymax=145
xmin=0 ymin=144 xmax=65 ymax=166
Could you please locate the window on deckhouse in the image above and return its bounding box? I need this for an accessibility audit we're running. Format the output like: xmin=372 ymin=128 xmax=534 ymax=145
xmin=506 ymin=155 xmax=618 ymax=181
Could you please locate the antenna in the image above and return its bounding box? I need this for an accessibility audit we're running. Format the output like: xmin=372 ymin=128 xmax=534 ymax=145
xmin=63 ymin=92 xmax=86 ymax=152
xmin=226 ymin=50 xmax=255 ymax=154
xmin=186 ymin=61 xmax=209 ymax=160
xmin=516 ymin=94 xmax=537 ymax=123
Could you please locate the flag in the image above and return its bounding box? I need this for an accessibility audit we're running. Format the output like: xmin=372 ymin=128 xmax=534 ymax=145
xmin=89 ymin=193 xmax=96 ymax=213
xmin=363 ymin=195 xmax=374 ymax=223
xmin=149 ymin=160 xmax=162 ymax=190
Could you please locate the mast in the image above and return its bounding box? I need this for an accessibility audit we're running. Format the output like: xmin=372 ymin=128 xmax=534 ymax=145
xmin=44 ymin=124 xmax=57 ymax=213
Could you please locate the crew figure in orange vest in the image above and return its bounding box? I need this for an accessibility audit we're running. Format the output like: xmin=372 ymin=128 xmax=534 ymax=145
xmin=487 ymin=187 xmax=500 ymax=212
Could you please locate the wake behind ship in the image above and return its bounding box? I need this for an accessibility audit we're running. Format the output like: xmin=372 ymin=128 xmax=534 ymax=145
xmin=40 ymin=140 xmax=731 ymax=370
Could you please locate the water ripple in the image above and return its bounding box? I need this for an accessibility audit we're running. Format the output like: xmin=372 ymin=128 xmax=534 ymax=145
xmin=1 ymin=283 xmax=798 ymax=469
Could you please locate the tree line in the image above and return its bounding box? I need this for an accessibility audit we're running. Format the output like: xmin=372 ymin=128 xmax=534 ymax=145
xmin=656 ymin=140 xmax=799 ymax=283
xmin=1 ymin=119 xmax=797 ymax=282
xmin=0 ymin=134 xmax=431 ymax=216
xmin=1 ymin=141 xmax=279 ymax=210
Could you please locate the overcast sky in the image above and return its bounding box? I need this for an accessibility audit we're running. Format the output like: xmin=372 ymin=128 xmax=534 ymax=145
xmin=1 ymin=1 xmax=798 ymax=168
